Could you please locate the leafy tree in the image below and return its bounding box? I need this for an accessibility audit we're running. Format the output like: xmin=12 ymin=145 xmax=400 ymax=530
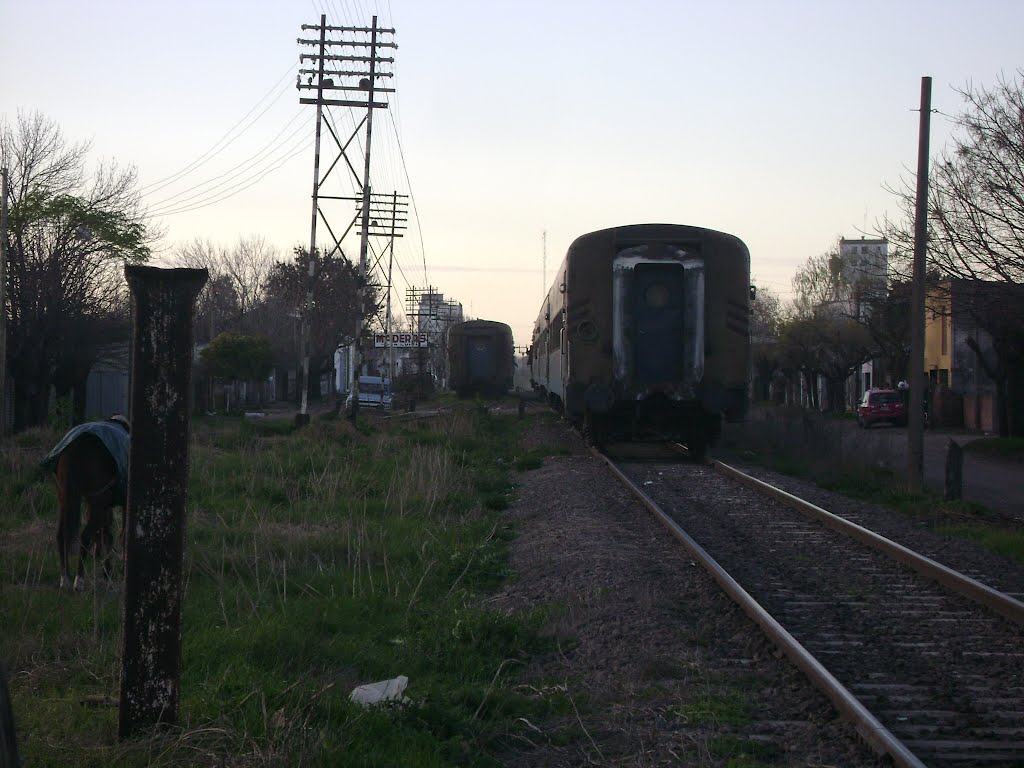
xmin=264 ymin=247 xmax=376 ymax=401
xmin=1 ymin=111 xmax=151 ymax=428
xmin=201 ymin=332 xmax=273 ymax=383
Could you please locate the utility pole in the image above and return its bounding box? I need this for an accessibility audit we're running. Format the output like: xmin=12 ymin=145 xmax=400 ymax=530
xmin=296 ymin=14 xmax=328 ymax=427
xmin=297 ymin=15 xmax=396 ymax=423
xmin=908 ymin=76 xmax=932 ymax=492
xmin=0 ymin=168 xmax=7 ymax=435
xmin=369 ymin=190 xmax=408 ymax=383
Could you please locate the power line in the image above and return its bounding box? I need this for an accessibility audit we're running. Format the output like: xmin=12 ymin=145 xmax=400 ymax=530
xmin=145 ymin=110 xmax=308 ymax=213
xmin=139 ymin=61 xmax=298 ymax=196
xmin=144 ymin=132 xmax=314 ymax=218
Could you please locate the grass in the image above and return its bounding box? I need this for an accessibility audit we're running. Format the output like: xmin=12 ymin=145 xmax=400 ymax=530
xmin=1 ymin=405 xmax=568 ymax=766
xmin=720 ymin=413 xmax=1024 ymax=565
xmin=963 ymin=436 xmax=1024 ymax=461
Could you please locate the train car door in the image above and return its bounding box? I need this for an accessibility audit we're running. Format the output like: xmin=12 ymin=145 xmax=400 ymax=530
xmin=632 ymin=263 xmax=685 ymax=384
xmin=468 ymin=336 xmax=496 ymax=382
xmin=613 ymin=244 xmax=704 ymax=389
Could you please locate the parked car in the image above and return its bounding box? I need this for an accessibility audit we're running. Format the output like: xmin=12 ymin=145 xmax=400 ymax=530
xmin=345 ymin=375 xmax=393 ymax=412
xmin=857 ymin=389 xmax=906 ymax=428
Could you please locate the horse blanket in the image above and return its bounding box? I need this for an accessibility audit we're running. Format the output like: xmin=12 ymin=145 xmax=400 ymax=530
xmin=40 ymin=422 xmax=131 ymax=506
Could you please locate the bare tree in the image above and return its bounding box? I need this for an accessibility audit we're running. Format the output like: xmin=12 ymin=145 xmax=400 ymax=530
xmin=1 ymin=111 xmax=151 ymax=428
xmin=785 ymin=250 xmax=878 ymax=411
xmin=790 ymin=248 xmax=844 ymax=317
xmin=173 ymin=235 xmax=278 ymax=341
xmin=884 ymin=70 xmax=1024 ymax=435
xmin=750 ymin=285 xmax=783 ymax=401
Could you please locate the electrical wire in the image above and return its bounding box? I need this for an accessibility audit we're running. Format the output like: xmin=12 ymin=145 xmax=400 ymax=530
xmin=139 ymin=60 xmax=299 ymax=196
xmin=146 ymin=110 xmax=308 ymax=214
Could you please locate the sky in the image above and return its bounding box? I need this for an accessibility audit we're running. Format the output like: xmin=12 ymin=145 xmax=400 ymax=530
xmin=3 ymin=0 xmax=1023 ymax=350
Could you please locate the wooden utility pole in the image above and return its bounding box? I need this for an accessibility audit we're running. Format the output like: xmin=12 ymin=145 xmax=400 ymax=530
xmin=0 ymin=168 xmax=8 ymax=435
xmin=908 ymin=76 xmax=932 ymax=492
xmin=297 ymin=15 xmax=396 ymax=423
xmin=373 ymin=190 xmax=408 ymax=383
xmin=296 ymin=14 xmax=328 ymax=427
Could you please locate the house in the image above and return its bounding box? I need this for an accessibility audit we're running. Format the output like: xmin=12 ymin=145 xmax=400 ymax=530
xmin=84 ymin=344 xmax=129 ymax=420
xmin=925 ymin=279 xmax=1024 ymax=431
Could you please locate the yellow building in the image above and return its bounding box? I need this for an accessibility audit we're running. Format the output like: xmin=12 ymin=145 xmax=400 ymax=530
xmin=923 ymin=284 xmax=952 ymax=388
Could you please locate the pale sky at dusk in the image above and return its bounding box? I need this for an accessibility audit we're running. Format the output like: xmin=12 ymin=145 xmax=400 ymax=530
xmin=3 ymin=0 xmax=1022 ymax=349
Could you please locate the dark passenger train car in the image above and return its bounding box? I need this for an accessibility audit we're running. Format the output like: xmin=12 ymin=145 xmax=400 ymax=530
xmin=529 ymin=223 xmax=750 ymax=456
xmin=447 ymin=320 xmax=515 ymax=397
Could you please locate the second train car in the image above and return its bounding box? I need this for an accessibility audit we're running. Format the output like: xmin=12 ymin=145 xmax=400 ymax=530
xmin=528 ymin=223 xmax=750 ymax=455
xmin=447 ymin=319 xmax=515 ymax=397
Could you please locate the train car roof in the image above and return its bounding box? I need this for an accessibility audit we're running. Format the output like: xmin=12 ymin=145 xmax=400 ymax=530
xmin=567 ymin=223 xmax=748 ymax=254
xmin=448 ymin=319 xmax=513 ymax=333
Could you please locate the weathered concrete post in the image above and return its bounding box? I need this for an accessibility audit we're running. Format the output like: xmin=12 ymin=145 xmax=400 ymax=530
xmin=944 ymin=438 xmax=963 ymax=501
xmin=119 ymin=266 xmax=207 ymax=739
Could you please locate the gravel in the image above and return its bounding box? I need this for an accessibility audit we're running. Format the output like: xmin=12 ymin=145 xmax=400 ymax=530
xmin=492 ymin=416 xmax=887 ymax=767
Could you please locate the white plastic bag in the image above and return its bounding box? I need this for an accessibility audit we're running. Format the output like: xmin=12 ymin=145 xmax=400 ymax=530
xmin=349 ymin=675 xmax=409 ymax=707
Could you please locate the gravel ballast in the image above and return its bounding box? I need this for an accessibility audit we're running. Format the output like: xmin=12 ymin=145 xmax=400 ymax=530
xmin=493 ymin=417 xmax=887 ymax=767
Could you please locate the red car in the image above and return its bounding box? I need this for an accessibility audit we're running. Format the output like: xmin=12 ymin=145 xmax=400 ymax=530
xmin=857 ymin=389 xmax=906 ymax=428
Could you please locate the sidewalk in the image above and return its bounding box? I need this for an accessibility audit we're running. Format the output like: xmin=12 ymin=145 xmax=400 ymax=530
xmin=921 ymin=429 xmax=1024 ymax=523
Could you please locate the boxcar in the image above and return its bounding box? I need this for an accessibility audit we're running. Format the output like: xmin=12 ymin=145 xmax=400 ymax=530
xmin=447 ymin=320 xmax=515 ymax=397
xmin=528 ymin=223 xmax=750 ymax=455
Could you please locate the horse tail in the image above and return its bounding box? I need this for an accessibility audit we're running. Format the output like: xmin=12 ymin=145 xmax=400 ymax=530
xmin=57 ymin=448 xmax=81 ymax=558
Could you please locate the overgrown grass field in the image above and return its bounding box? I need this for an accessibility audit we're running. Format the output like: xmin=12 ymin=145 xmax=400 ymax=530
xmin=1 ymin=407 xmax=562 ymax=766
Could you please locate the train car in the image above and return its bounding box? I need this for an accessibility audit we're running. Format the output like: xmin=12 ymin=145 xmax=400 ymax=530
xmin=528 ymin=223 xmax=750 ymax=456
xmin=447 ymin=319 xmax=515 ymax=397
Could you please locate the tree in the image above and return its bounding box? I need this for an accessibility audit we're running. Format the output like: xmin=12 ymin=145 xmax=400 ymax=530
xmin=884 ymin=71 xmax=1024 ymax=435
xmin=201 ymin=332 xmax=273 ymax=381
xmin=859 ymin=281 xmax=912 ymax=386
xmin=785 ymin=250 xmax=877 ymax=412
xmin=790 ymin=249 xmax=845 ymax=318
xmin=750 ymin=285 xmax=783 ymax=401
xmin=1 ymin=111 xmax=151 ymax=428
xmin=175 ymin=235 xmax=279 ymax=343
xmin=263 ymin=247 xmax=375 ymax=402
xmin=200 ymin=332 xmax=274 ymax=411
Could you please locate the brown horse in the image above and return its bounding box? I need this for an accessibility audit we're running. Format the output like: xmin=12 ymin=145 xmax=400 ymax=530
xmin=43 ymin=416 xmax=130 ymax=591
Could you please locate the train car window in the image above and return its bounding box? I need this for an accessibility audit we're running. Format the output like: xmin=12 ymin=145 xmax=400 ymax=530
xmin=644 ymin=283 xmax=671 ymax=308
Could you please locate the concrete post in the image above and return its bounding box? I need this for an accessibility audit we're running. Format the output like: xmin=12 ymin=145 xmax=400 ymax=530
xmin=944 ymin=439 xmax=963 ymax=502
xmin=118 ymin=266 xmax=207 ymax=739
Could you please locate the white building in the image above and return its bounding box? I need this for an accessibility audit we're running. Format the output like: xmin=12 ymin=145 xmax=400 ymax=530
xmin=838 ymin=236 xmax=889 ymax=399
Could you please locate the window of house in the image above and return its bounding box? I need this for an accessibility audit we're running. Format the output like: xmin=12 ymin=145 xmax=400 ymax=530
xmin=939 ymin=369 xmax=949 ymax=386
xmin=941 ymin=314 xmax=947 ymax=355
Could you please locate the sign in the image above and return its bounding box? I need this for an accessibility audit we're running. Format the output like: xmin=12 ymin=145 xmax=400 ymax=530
xmin=373 ymin=332 xmax=428 ymax=348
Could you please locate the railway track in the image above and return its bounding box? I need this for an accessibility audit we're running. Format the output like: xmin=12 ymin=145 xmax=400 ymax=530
xmin=595 ymin=447 xmax=1024 ymax=767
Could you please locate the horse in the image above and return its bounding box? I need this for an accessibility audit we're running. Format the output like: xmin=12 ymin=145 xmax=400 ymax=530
xmin=41 ymin=415 xmax=130 ymax=591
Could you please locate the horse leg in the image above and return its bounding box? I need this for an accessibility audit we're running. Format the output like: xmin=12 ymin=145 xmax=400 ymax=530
xmin=55 ymin=457 xmax=81 ymax=590
xmin=98 ymin=506 xmax=115 ymax=584
xmin=76 ymin=514 xmax=96 ymax=592
xmin=55 ymin=518 xmax=70 ymax=590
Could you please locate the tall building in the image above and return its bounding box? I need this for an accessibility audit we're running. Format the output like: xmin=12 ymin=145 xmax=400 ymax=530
xmin=838 ymin=236 xmax=889 ymax=402
xmin=837 ymin=236 xmax=889 ymax=321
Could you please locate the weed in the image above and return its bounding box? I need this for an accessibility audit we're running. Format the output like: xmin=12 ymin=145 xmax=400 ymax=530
xmin=1 ymin=403 xmax=551 ymax=765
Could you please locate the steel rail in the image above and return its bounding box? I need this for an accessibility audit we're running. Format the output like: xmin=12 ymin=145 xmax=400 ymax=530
xmin=713 ymin=459 xmax=1024 ymax=628
xmin=592 ymin=447 xmax=927 ymax=768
